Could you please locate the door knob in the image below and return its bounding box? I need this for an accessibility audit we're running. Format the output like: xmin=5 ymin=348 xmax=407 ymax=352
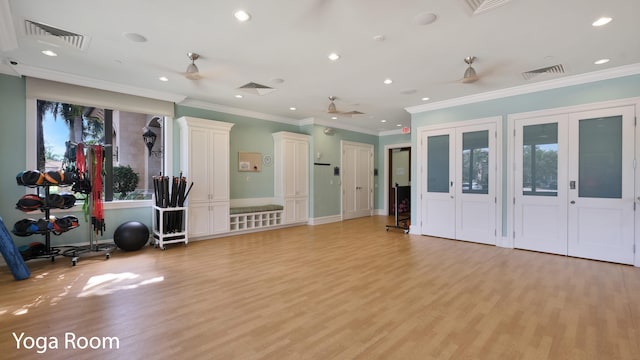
xmin=570 ymin=200 xmax=575 ymax=204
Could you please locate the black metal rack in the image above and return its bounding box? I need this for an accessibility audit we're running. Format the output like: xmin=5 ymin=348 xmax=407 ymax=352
xmin=13 ymin=185 xmax=66 ymax=262
xmin=386 ymin=185 xmax=410 ymax=233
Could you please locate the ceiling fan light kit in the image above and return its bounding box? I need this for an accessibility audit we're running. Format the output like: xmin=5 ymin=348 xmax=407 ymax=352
xmin=462 ymin=56 xmax=479 ymax=83
xmin=327 ymin=96 xmax=338 ymax=113
xmin=185 ymin=52 xmax=201 ymax=80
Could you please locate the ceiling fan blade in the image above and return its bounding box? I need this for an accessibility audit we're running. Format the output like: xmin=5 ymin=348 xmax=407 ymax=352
xmin=342 ymin=110 xmax=365 ymax=116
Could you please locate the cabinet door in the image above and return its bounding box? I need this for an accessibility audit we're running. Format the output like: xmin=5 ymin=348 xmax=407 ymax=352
xmin=188 ymin=203 xmax=212 ymax=237
xmin=283 ymin=140 xmax=297 ymax=197
xmin=188 ymin=128 xmax=212 ymax=204
xmin=294 ymin=140 xmax=309 ymax=196
xmin=211 ymin=202 xmax=230 ymax=234
xmin=211 ymin=131 xmax=230 ymax=201
xmin=283 ymin=198 xmax=297 ymax=224
xmin=295 ymin=197 xmax=309 ymax=223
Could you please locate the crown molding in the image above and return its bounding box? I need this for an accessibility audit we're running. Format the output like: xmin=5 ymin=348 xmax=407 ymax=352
xmin=378 ymin=128 xmax=406 ymax=136
xmin=405 ymin=63 xmax=640 ymax=114
xmin=0 ymin=0 xmax=17 ymax=51
xmin=178 ymin=98 xmax=301 ymax=126
xmin=11 ymin=63 xmax=186 ymax=103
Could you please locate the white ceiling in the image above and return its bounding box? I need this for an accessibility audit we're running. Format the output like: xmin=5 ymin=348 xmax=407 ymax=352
xmin=1 ymin=0 xmax=639 ymax=135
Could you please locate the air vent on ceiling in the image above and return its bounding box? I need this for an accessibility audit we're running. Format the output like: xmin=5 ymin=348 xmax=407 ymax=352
xmin=238 ymin=82 xmax=276 ymax=95
xmin=464 ymin=0 xmax=512 ymax=15
xmin=24 ymin=19 xmax=89 ymax=50
xmin=522 ymin=64 xmax=566 ymax=81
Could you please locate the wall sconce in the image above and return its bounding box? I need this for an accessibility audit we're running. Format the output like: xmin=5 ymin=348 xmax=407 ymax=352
xmin=142 ymin=127 xmax=162 ymax=157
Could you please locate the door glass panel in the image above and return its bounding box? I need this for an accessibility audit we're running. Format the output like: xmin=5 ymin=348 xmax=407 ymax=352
xmin=461 ymin=130 xmax=488 ymax=194
xmin=427 ymin=135 xmax=449 ymax=193
xmin=578 ymin=116 xmax=622 ymax=198
xmin=523 ymin=123 xmax=558 ymax=196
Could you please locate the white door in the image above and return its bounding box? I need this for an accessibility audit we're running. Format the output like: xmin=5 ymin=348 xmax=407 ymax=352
xmin=513 ymin=115 xmax=569 ymax=254
xmin=421 ymin=124 xmax=497 ymax=244
xmin=342 ymin=142 xmax=373 ymax=220
xmin=567 ymin=106 xmax=635 ymax=264
xmin=513 ymin=106 xmax=635 ymax=265
xmin=421 ymin=129 xmax=456 ymax=238
xmin=455 ymin=124 xmax=497 ymax=244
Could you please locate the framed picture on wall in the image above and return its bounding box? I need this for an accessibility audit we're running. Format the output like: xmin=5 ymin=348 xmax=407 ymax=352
xmin=238 ymin=152 xmax=262 ymax=172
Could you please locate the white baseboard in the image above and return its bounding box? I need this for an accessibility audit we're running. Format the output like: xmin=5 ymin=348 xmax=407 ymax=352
xmin=497 ymin=236 xmax=513 ymax=248
xmin=308 ymin=215 xmax=342 ymax=225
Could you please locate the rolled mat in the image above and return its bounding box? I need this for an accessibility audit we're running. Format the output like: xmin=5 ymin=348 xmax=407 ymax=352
xmin=0 ymin=216 xmax=31 ymax=280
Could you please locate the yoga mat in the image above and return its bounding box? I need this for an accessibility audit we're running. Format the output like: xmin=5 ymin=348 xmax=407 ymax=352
xmin=0 ymin=217 xmax=31 ymax=281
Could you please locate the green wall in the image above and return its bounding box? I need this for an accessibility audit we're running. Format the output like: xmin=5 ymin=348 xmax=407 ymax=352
xmin=310 ymin=125 xmax=379 ymax=218
xmin=0 ymin=74 xmax=27 ymax=239
xmin=410 ymin=74 xmax=640 ymax=235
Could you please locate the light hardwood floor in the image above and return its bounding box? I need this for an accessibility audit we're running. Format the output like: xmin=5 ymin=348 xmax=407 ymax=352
xmin=1 ymin=216 xmax=639 ymax=360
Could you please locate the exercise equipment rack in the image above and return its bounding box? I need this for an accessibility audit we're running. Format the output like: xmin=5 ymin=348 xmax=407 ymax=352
xmin=386 ymin=185 xmax=410 ymax=234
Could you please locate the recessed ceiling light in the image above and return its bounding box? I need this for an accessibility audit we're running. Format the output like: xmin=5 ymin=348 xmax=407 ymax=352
xmin=331 ymin=116 xmax=338 ymax=120
xmin=328 ymin=53 xmax=340 ymax=61
xmin=383 ymin=78 xmax=393 ymax=85
xmin=159 ymin=76 xmax=169 ymax=82
xmin=373 ymin=35 xmax=385 ymax=42
xmin=41 ymin=50 xmax=57 ymax=57
xmin=235 ymin=94 xmax=243 ymax=99
xmin=381 ymin=119 xmax=387 ymax=123
xmin=234 ymin=10 xmax=251 ymax=22
xmin=396 ymin=124 xmax=402 ymax=127
xmin=289 ymin=107 xmax=296 ymax=111
xmin=123 ymin=32 xmax=147 ymax=42
xmin=594 ymin=58 xmax=610 ymax=65
xmin=421 ymin=97 xmax=430 ymax=101
xmin=592 ymin=17 xmax=612 ymax=27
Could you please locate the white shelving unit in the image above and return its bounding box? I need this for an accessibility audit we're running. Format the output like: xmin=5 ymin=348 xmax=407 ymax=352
xmin=152 ymin=206 xmax=188 ymax=250
xmin=229 ymin=210 xmax=282 ymax=232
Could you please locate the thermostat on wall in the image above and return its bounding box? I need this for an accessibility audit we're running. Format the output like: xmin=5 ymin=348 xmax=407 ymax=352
xmin=263 ymin=154 xmax=272 ymax=166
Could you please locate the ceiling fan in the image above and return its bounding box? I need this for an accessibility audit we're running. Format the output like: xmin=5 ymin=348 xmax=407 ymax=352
xmin=327 ymin=96 xmax=365 ymax=116
xmin=185 ymin=52 xmax=202 ymax=80
xmin=462 ymin=56 xmax=479 ymax=83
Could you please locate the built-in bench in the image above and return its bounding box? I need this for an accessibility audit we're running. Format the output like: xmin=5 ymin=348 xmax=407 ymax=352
xmin=229 ymin=204 xmax=283 ymax=232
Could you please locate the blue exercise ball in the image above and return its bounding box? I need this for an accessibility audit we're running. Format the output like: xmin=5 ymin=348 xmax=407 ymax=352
xmin=113 ymin=221 xmax=149 ymax=251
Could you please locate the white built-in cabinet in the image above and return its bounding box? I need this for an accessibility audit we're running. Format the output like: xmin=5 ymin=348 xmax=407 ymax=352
xmin=273 ymin=132 xmax=310 ymax=224
xmin=177 ymin=116 xmax=234 ymax=238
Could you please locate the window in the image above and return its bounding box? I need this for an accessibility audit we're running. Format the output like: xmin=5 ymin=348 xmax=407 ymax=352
xmin=37 ymin=99 xmax=165 ymax=201
xmin=522 ymin=123 xmax=558 ymax=196
xmin=461 ymin=130 xmax=489 ymax=194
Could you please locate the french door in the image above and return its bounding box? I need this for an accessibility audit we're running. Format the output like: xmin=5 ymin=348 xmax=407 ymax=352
xmin=421 ymin=122 xmax=497 ymax=245
xmin=567 ymin=107 xmax=635 ymax=264
xmin=342 ymin=141 xmax=374 ymax=220
xmin=513 ymin=105 xmax=635 ymax=264
xmin=513 ymin=115 xmax=568 ymax=254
